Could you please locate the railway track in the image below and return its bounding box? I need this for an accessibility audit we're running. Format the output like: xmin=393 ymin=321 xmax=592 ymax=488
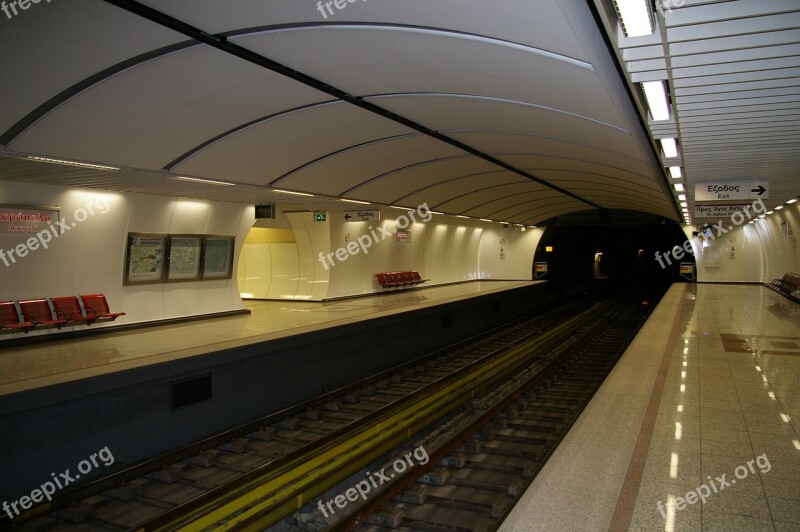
xmin=301 ymin=300 xmax=649 ymax=532
xmin=7 ymin=301 xmax=594 ymax=531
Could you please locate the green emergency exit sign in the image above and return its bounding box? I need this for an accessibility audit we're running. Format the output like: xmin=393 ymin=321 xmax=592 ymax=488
xmin=314 ymin=212 xmax=327 ymax=222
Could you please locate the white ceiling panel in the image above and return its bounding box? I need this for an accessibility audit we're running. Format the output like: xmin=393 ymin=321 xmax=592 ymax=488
xmin=173 ymin=103 xmax=414 ymax=186
xmin=231 ymin=26 xmax=619 ymax=125
xmin=348 ymin=157 xmax=500 ymax=203
xmin=0 ymin=0 xmax=183 ymax=134
xmin=275 ymin=135 xmax=464 ymax=196
xmin=10 ymin=46 xmax=330 ymax=170
xmin=136 ymin=0 xmax=591 ymax=61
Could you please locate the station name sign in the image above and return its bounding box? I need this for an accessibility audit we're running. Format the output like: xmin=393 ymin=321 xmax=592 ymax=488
xmin=0 ymin=204 xmax=60 ymax=235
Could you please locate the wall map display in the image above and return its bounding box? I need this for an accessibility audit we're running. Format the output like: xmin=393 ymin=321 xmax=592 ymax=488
xmin=125 ymin=233 xmax=234 ymax=285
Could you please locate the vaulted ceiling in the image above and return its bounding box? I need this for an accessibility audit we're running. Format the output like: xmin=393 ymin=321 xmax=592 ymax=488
xmin=1 ymin=0 xmax=697 ymax=225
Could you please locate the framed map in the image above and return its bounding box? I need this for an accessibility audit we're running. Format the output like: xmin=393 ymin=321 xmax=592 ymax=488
xmin=125 ymin=234 xmax=167 ymax=285
xmin=202 ymin=236 xmax=235 ymax=279
xmin=167 ymin=236 xmax=202 ymax=281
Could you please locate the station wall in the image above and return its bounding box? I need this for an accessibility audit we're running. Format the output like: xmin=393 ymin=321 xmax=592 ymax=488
xmin=690 ymin=202 xmax=799 ymax=283
xmin=0 ymin=181 xmax=253 ymax=336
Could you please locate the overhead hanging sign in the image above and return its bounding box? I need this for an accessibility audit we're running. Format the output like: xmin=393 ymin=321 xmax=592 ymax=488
xmin=695 ymin=181 xmax=768 ymax=202
xmin=343 ymin=210 xmax=380 ymax=222
xmin=694 ymin=204 xmax=751 ymax=218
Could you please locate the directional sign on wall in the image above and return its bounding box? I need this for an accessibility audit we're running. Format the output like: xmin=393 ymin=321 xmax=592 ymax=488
xmin=343 ymin=210 xmax=380 ymax=222
xmin=695 ymin=204 xmax=751 ymax=218
xmin=695 ymin=180 xmax=769 ymax=202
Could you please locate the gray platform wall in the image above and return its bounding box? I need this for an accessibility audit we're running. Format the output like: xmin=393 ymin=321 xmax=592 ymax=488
xmin=0 ymin=283 xmax=552 ymax=501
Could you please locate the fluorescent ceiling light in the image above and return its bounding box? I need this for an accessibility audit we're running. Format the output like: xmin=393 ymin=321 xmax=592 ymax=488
xmin=28 ymin=156 xmax=120 ymax=171
xmin=455 ymin=215 xmax=469 ymax=219
xmin=642 ymin=81 xmax=670 ymax=121
xmin=390 ymin=205 xmax=412 ymax=210
xmin=680 ymin=202 xmax=688 ymax=207
xmin=273 ymin=189 xmax=313 ymax=196
xmin=788 ymin=199 xmax=798 ymax=204
xmin=775 ymin=205 xmax=784 ymax=210
xmin=759 ymin=214 xmax=766 ymax=219
xmin=340 ymin=199 xmax=370 ymax=205
xmin=661 ymin=138 xmax=678 ymax=158
xmin=678 ymin=194 xmax=686 ymax=201
xmin=613 ymin=0 xmax=654 ymax=37
xmin=173 ymin=176 xmax=235 ymax=187
xmin=674 ymin=183 xmax=684 ymax=192
xmin=480 ymin=218 xmax=495 ymax=223
xmin=669 ymin=166 xmax=682 ymax=179
xmin=767 ymin=211 xmax=774 ymax=215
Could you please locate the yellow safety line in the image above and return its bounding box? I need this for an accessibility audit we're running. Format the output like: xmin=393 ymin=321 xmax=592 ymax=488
xmin=162 ymin=308 xmax=598 ymax=531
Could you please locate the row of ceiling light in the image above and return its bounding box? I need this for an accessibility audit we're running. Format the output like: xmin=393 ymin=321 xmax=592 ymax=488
xmin=612 ymin=1 xmax=691 ymax=226
xmin=25 ymin=155 xmax=536 ymax=230
xmin=747 ymin=197 xmax=799 ymax=226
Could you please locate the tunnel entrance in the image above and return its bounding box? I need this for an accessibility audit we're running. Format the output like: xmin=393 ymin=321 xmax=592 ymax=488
xmin=533 ymin=210 xmax=692 ymax=301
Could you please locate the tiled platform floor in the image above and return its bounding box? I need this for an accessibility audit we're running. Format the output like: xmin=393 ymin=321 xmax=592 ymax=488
xmin=0 ymin=280 xmax=537 ymax=396
xmin=500 ymin=283 xmax=800 ymax=532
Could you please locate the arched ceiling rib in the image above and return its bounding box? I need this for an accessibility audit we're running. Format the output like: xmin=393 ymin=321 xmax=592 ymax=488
xmin=0 ymin=0 xmax=681 ymax=223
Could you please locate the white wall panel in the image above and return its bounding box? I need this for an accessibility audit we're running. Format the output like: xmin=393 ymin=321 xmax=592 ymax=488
xmin=693 ymin=202 xmax=799 ymax=282
xmin=0 ymin=181 xmax=249 ymax=338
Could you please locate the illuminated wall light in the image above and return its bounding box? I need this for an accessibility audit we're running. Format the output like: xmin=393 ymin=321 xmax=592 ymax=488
xmin=173 ymin=176 xmax=235 ymax=187
xmin=678 ymin=194 xmax=686 ymax=201
xmin=661 ymin=138 xmax=678 ymax=158
xmin=27 ymin=156 xmax=120 ymax=171
xmin=675 ymin=422 xmax=682 ymax=440
xmin=759 ymin=214 xmax=766 ymax=219
xmin=273 ymin=188 xmax=314 ymax=196
xmin=455 ymin=215 xmax=469 ymax=219
xmin=680 ymin=202 xmax=688 ymax=208
xmin=669 ymin=166 xmax=682 ymax=179
xmin=766 ymin=211 xmax=774 ymax=215
xmin=480 ymin=218 xmax=495 ymax=222
xmin=780 ymin=413 xmax=790 ymax=423
xmin=787 ymin=199 xmax=798 ymax=204
xmin=613 ymin=0 xmax=654 ymax=37
xmin=775 ymin=205 xmax=784 ymax=210
xmin=793 ymin=440 xmax=800 ymax=450
xmin=642 ymin=81 xmax=670 ymax=121
xmin=341 ymin=198 xmax=370 ymax=205
xmin=677 ymin=405 xmax=683 ymax=412
xmin=674 ymin=184 xmax=684 ymax=192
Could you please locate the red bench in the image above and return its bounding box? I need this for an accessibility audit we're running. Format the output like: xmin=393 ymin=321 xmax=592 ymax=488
xmin=80 ymin=294 xmax=126 ymax=322
xmin=52 ymin=296 xmax=97 ymax=325
xmin=0 ymin=301 xmax=35 ymax=333
xmin=376 ymin=271 xmax=427 ymax=289
xmin=18 ymin=298 xmax=68 ymax=329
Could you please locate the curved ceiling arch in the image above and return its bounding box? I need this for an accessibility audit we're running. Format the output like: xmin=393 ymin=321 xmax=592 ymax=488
xmin=340 ymin=154 xmax=479 ymax=196
xmin=366 ymin=93 xmax=629 ymax=134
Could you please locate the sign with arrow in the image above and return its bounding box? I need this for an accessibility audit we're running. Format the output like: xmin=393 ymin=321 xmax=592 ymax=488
xmin=695 ymin=181 xmax=769 ymax=202
xmin=343 ymin=210 xmax=380 ymax=222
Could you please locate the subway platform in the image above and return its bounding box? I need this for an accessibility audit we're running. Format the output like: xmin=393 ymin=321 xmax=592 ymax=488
xmin=0 ymin=280 xmax=539 ymax=397
xmin=500 ymin=283 xmax=800 ymax=531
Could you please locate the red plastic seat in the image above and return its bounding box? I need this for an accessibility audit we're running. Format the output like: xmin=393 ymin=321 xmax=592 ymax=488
xmin=51 ymin=296 xmax=95 ymax=325
xmin=80 ymin=294 xmax=126 ymax=321
xmin=411 ymin=271 xmax=425 ymax=284
xmin=0 ymin=301 xmax=34 ymax=333
xmin=18 ymin=299 xmax=67 ymax=329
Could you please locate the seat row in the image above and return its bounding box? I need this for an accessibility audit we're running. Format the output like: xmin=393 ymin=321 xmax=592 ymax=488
xmin=376 ymin=271 xmax=427 ymax=288
xmin=766 ymin=273 xmax=800 ymax=299
xmin=0 ymin=294 xmax=125 ymax=333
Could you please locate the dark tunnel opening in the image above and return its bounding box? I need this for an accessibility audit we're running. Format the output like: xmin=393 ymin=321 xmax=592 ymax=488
xmin=534 ymin=210 xmax=693 ymax=303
